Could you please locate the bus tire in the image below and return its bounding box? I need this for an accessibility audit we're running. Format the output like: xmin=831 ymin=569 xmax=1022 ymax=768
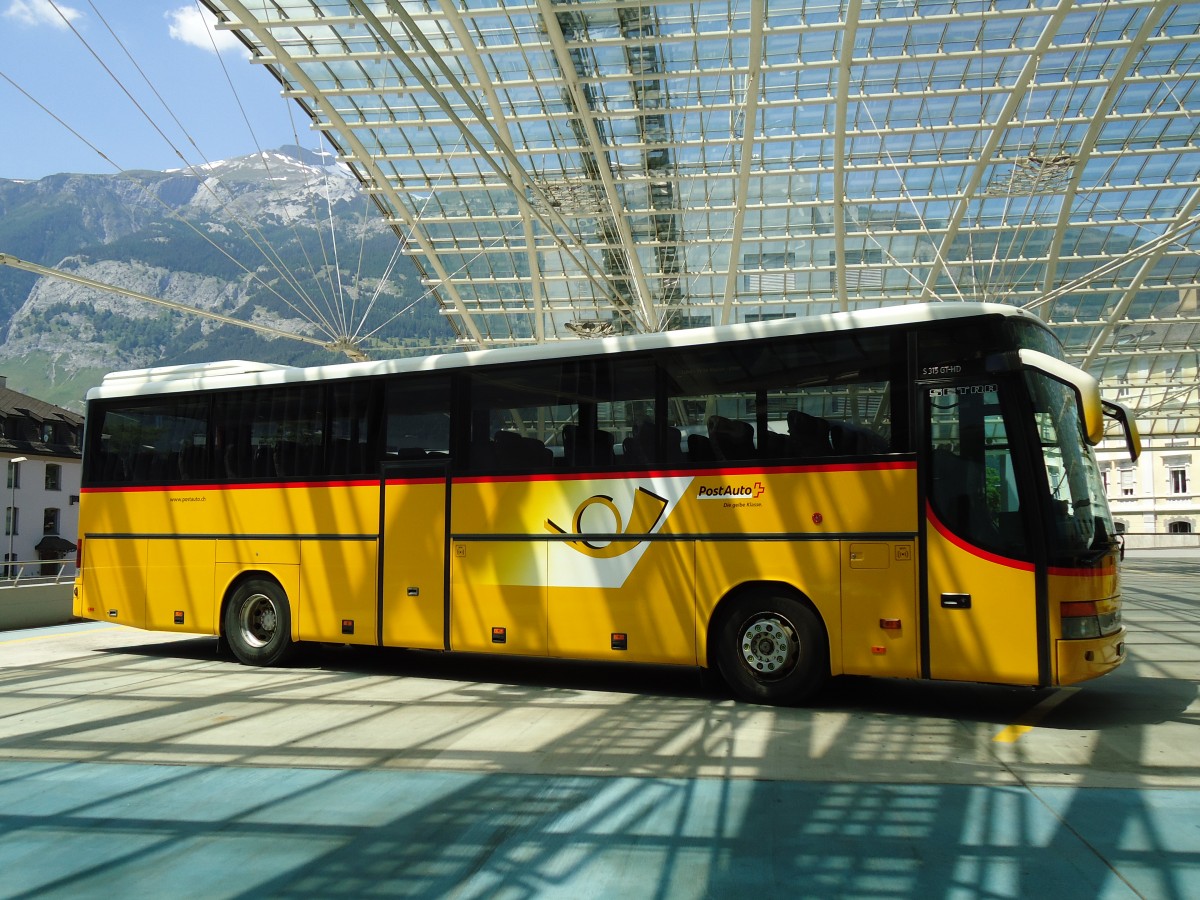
xmin=714 ymin=593 xmax=828 ymax=706
xmin=224 ymin=578 xmax=296 ymax=667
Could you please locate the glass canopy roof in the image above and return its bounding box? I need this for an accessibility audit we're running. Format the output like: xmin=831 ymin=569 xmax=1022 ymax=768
xmin=202 ymin=0 xmax=1200 ymax=435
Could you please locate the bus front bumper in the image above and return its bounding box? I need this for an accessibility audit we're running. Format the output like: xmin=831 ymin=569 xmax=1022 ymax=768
xmin=1056 ymin=626 xmax=1126 ymax=685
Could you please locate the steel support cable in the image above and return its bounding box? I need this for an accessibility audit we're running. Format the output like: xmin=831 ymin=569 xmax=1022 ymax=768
xmin=1026 ymin=212 xmax=1200 ymax=315
xmin=318 ymin=163 xmax=349 ymax=337
xmin=1079 ymin=192 xmax=1200 ymax=370
xmin=920 ymin=0 xmax=1078 ymax=303
xmin=213 ymin=0 xmax=487 ymax=349
xmin=0 ymin=67 xmax=349 ymax=345
xmin=832 ymin=0 xmax=863 ymax=313
xmin=189 ymin=0 xmax=345 ymax=336
xmin=984 ymin=2 xmax=1118 ymax=306
xmin=351 ymin=241 xmax=409 ymax=345
xmin=351 ymin=0 xmax=650 ymax=333
xmin=853 ymin=98 xmax=961 ymax=303
xmin=51 ymin=0 xmax=340 ymax=338
xmin=353 ymin=196 xmax=539 ymax=347
xmin=1039 ymin=1 xmax=1170 ymax=316
xmin=717 ymin=0 xmax=764 ymax=327
xmin=434 ymin=0 xmax=548 ymax=341
xmin=0 ymin=70 xmax=120 ymax=170
xmin=0 ymin=253 xmax=335 ymax=351
xmin=534 ymin=0 xmax=659 ymax=329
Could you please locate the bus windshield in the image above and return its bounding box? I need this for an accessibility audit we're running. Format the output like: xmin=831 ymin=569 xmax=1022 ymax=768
xmin=1025 ymin=371 xmax=1114 ymax=561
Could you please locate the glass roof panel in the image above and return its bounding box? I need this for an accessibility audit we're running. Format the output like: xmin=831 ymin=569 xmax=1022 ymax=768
xmin=203 ymin=0 xmax=1200 ymax=432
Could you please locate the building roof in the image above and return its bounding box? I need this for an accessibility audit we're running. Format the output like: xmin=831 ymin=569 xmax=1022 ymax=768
xmin=202 ymin=0 xmax=1200 ymax=436
xmin=0 ymin=377 xmax=84 ymax=459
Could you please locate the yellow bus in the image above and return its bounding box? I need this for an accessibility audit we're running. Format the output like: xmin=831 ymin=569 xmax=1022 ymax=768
xmin=73 ymin=303 xmax=1139 ymax=705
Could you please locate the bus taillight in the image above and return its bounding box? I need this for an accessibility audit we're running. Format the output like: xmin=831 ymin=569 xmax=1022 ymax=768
xmin=76 ymin=537 xmax=84 ymax=572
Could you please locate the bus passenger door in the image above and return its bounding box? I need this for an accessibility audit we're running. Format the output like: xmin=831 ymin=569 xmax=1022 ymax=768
xmin=922 ymin=380 xmax=1042 ymax=685
xmin=380 ymin=460 xmax=449 ymax=650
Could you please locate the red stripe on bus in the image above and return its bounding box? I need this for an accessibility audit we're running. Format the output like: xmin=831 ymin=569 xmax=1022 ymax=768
xmin=81 ymin=479 xmax=381 ymax=494
xmin=926 ymin=505 xmax=1115 ymax=577
xmin=453 ymin=459 xmax=917 ymax=484
xmin=925 ymin=503 xmax=1036 ymax=572
xmin=82 ymin=460 xmax=916 ymax=493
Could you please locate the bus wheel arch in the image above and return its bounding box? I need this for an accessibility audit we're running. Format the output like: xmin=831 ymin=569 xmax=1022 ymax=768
xmin=707 ymin=583 xmax=830 ymax=706
xmin=221 ymin=573 xmax=296 ymax=667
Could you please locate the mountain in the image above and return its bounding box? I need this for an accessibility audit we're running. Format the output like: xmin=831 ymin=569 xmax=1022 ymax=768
xmin=0 ymin=146 xmax=454 ymax=411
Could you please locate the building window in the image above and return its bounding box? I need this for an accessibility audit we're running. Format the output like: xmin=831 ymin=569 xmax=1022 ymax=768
xmin=45 ymin=464 xmax=61 ymax=491
xmin=43 ymin=508 xmax=59 ymax=536
xmin=1119 ymin=466 xmax=1135 ymax=496
xmin=1169 ymin=468 xmax=1188 ymax=495
xmin=5 ymin=507 xmax=17 ymax=537
xmin=6 ymin=460 xmax=20 ymax=490
xmin=1168 ymin=521 xmax=1193 ymax=535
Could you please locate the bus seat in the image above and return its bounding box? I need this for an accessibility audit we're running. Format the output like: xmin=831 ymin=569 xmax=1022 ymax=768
xmin=131 ymin=450 xmax=155 ymax=481
xmin=330 ymin=439 xmax=371 ymax=474
xmin=493 ymin=430 xmax=552 ymax=471
xmin=563 ymin=424 xmax=614 ymax=467
xmin=99 ymin=451 xmax=129 ymax=483
xmin=178 ymin=445 xmax=208 ymax=480
xmin=787 ymin=410 xmax=834 ymax=457
xmin=708 ymin=415 xmax=756 ymax=460
xmin=252 ymin=446 xmax=273 ymax=476
xmin=274 ymin=441 xmax=317 ymax=477
xmin=622 ymin=433 xmax=647 ymax=465
xmin=621 ymin=419 xmax=654 ymax=465
xmin=761 ymin=430 xmax=787 ymax=458
xmin=666 ymin=425 xmax=685 ymax=462
xmin=624 ymin=422 xmax=685 ymax=466
xmin=469 ymin=438 xmax=494 ymax=470
xmin=830 ymin=422 xmax=889 ymax=455
xmin=687 ymin=433 xmax=715 ymax=461
xmin=224 ymin=443 xmax=254 ymax=478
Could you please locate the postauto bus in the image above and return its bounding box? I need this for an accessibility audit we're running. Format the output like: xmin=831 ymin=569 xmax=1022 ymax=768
xmin=74 ymin=303 xmax=1139 ymax=705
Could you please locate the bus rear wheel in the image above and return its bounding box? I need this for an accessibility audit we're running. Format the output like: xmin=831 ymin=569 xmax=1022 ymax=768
xmin=715 ymin=593 xmax=828 ymax=706
xmin=224 ymin=578 xmax=295 ymax=667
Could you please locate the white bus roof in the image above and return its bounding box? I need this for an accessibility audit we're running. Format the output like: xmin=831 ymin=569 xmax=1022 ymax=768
xmin=87 ymin=302 xmax=1045 ymax=402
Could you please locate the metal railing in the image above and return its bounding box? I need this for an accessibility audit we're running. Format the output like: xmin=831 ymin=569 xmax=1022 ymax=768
xmin=1 ymin=559 xmax=76 ymax=587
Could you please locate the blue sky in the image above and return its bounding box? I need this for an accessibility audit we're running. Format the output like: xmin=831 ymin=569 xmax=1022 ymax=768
xmin=0 ymin=1 xmax=309 ymax=180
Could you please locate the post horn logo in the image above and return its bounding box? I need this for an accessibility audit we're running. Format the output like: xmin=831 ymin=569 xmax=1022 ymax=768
xmin=545 ymin=486 xmax=669 ymax=559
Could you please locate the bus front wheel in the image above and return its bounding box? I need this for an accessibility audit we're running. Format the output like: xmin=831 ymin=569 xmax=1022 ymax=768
xmin=714 ymin=593 xmax=828 ymax=706
xmin=224 ymin=578 xmax=295 ymax=667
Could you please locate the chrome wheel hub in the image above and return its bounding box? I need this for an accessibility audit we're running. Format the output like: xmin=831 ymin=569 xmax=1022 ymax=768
xmin=740 ymin=616 xmax=797 ymax=676
xmin=239 ymin=594 xmax=278 ymax=648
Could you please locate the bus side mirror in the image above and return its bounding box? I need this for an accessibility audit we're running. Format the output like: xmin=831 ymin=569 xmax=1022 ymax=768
xmin=1102 ymin=399 xmax=1141 ymax=462
xmin=989 ymin=349 xmax=1105 ymax=445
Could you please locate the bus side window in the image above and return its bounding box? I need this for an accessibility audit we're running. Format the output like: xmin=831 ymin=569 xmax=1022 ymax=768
xmin=88 ymin=400 xmax=210 ymax=486
xmin=328 ymin=381 xmax=377 ymax=477
xmin=464 ymin=363 xmax=573 ymax=475
xmin=383 ymin=376 xmax=451 ymax=464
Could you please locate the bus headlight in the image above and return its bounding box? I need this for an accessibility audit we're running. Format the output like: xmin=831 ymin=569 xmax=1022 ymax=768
xmin=1061 ymin=601 xmax=1107 ymax=639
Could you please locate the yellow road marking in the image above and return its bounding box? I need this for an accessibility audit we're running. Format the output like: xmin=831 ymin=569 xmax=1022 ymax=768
xmin=992 ymin=686 xmax=1079 ymax=743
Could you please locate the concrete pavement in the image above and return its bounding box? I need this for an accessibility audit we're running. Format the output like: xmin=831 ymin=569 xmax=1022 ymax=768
xmin=0 ymin=558 xmax=1197 ymax=898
